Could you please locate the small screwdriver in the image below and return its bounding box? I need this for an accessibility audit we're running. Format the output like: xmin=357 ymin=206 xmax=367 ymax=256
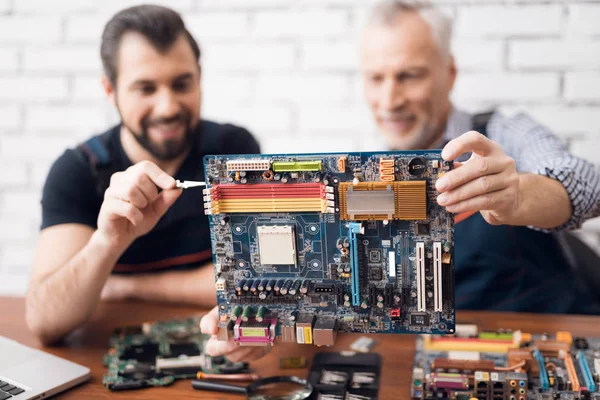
xmin=175 ymin=180 xmax=206 ymax=189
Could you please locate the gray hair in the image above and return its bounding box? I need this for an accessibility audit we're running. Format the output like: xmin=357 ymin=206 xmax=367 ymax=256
xmin=365 ymin=0 xmax=453 ymax=61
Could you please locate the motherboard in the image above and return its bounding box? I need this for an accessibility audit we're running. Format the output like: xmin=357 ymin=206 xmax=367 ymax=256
xmin=411 ymin=324 xmax=600 ymax=400
xmin=102 ymin=316 xmax=247 ymax=390
xmin=203 ymin=151 xmax=455 ymax=347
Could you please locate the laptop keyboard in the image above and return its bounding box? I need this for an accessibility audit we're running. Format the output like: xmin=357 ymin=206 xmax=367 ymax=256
xmin=0 ymin=381 xmax=25 ymax=398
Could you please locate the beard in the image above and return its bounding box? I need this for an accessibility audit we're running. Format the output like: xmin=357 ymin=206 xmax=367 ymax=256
xmin=377 ymin=110 xmax=440 ymax=150
xmin=118 ymin=105 xmax=197 ymax=161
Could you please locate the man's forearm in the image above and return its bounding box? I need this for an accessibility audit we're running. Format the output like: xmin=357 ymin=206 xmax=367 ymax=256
xmin=121 ymin=265 xmax=218 ymax=307
xmin=26 ymin=232 xmax=130 ymax=345
xmin=510 ymin=173 xmax=572 ymax=229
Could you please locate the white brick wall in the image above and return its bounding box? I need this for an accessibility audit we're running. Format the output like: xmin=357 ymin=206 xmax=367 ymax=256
xmin=0 ymin=0 xmax=599 ymax=296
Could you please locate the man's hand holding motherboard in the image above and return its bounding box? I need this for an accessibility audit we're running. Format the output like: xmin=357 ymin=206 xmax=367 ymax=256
xmin=435 ymin=131 xmax=520 ymax=226
xmin=200 ymin=306 xmax=272 ymax=362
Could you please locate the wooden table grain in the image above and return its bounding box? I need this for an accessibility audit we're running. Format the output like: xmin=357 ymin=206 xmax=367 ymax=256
xmin=1 ymin=296 xmax=599 ymax=400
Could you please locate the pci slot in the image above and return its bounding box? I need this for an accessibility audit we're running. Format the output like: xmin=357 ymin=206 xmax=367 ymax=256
xmin=349 ymin=223 xmax=364 ymax=306
xmin=564 ymin=352 xmax=580 ymax=392
xmin=577 ymin=351 xmax=596 ymax=392
xmin=533 ymin=349 xmax=549 ymax=391
xmin=416 ymin=242 xmax=425 ymax=312
xmin=433 ymin=242 xmax=442 ymax=312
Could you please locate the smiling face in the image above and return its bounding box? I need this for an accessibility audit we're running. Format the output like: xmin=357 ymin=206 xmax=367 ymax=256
xmin=360 ymin=11 xmax=456 ymax=150
xmin=104 ymin=31 xmax=201 ymax=161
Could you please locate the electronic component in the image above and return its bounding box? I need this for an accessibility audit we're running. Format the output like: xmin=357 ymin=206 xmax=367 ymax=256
xmin=205 ymin=151 xmax=455 ymax=346
xmin=233 ymin=318 xmax=277 ymax=346
xmin=296 ymin=314 xmax=315 ymax=345
xmin=226 ymin=159 xmax=270 ymax=172
xmin=411 ymin=325 xmax=600 ymax=400
xmin=350 ymin=336 xmax=376 ymax=353
xmin=279 ymin=356 xmax=307 ymax=369
xmin=272 ymin=160 xmax=322 ymax=172
xmin=313 ymin=317 xmax=336 ymax=347
xmin=257 ymin=225 xmax=297 ymax=266
xmin=103 ymin=317 xmax=247 ymax=390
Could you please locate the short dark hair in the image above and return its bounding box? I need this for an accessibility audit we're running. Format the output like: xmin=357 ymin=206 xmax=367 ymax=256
xmin=100 ymin=4 xmax=201 ymax=86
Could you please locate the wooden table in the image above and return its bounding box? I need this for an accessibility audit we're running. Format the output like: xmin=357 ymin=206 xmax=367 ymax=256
xmin=2 ymin=296 xmax=599 ymax=400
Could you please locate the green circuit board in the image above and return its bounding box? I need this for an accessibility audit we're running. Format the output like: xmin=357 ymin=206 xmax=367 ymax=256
xmin=102 ymin=316 xmax=248 ymax=391
xmin=411 ymin=324 xmax=600 ymax=400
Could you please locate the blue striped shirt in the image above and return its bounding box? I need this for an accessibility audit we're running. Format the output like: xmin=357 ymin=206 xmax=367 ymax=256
xmin=443 ymin=107 xmax=600 ymax=231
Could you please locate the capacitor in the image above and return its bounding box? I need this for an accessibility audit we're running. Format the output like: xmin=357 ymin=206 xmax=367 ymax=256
xmin=300 ymin=280 xmax=310 ymax=294
xmin=235 ymin=279 xmax=246 ymax=292
xmin=242 ymin=306 xmax=253 ymax=322
xmin=258 ymin=291 xmax=268 ymax=300
xmin=394 ymin=295 xmax=401 ymax=304
xmin=280 ymin=280 xmax=293 ymax=295
xmin=257 ymin=279 xmax=267 ymax=292
xmin=344 ymin=301 xmax=351 ymax=307
xmin=250 ymin=279 xmax=260 ymax=293
xmin=377 ymin=294 xmax=384 ymax=302
xmin=274 ymin=279 xmax=284 ymax=293
xmin=361 ymin=300 xmax=368 ymax=309
xmin=289 ymin=280 xmax=302 ymax=295
xmin=377 ymin=302 xmax=384 ymax=309
xmin=256 ymin=306 xmax=267 ymax=322
xmin=266 ymin=279 xmax=276 ymax=291
xmin=243 ymin=280 xmax=252 ymax=291
xmin=230 ymin=305 xmax=242 ymax=321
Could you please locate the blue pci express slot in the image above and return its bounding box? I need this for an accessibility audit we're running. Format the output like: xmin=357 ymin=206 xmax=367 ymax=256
xmin=348 ymin=222 xmax=363 ymax=307
xmin=534 ymin=349 xmax=549 ymax=391
xmin=577 ymin=351 xmax=596 ymax=392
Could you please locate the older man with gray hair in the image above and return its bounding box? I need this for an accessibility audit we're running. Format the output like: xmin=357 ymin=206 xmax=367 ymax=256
xmin=200 ymin=0 xmax=600 ymax=362
xmin=358 ymin=0 xmax=600 ymax=313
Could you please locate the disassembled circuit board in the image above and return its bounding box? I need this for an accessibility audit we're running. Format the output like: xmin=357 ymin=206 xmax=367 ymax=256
xmin=411 ymin=324 xmax=600 ymax=400
xmin=202 ymin=151 xmax=455 ymax=347
xmin=102 ymin=316 xmax=247 ymax=390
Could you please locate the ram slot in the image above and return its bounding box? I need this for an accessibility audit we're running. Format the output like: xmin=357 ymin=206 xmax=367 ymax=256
xmin=564 ymin=352 xmax=580 ymax=392
xmin=349 ymin=223 xmax=364 ymax=306
xmin=577 ymin=351 xmax=596 ymax=392
xmin=433 ymin=242 xmax=442 ymax=312
xmin=534 ymin=349 xmax=549 ymax=391
xmin=209 ymin=183 xmax=331 ymax=214
xmin=416 ymin=242 xmax=425 ymax=312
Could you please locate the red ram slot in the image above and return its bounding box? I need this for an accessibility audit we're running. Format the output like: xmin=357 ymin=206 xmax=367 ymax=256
xmin=212 ymin=183 xmax=326 ymax=200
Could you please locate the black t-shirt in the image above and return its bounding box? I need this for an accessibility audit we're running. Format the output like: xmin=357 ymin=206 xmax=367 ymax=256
xmin=40 ymin=119 xmax=260 ymax=274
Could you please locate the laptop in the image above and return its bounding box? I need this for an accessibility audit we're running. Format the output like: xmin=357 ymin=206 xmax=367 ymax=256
xmin=0 ymin=336 xmax=90 ymax=399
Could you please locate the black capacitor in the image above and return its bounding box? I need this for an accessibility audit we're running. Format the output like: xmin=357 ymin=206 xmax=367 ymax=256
xmin=289 ymin=280 xmax=302 ymax=295
xmin=250 ymin=279 xmax=260 ymax=293
xmin=257 ymin=279 xmax=267 ymax=292
xmin=266 ymin=279 xmax=276 ymax=291
xmin=235 ymin=279 xmax=246 ymax=292
xmin=274 ymin=279 xmax=284 ymax=293
xmin=300 ymin=280 xmax=310 ymax=294
xmin=280 ymin=280 xmax=293 ymax=295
